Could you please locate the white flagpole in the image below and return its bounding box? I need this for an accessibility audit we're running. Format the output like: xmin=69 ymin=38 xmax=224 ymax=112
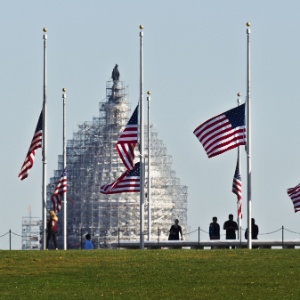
xmin=62 ymin=88 xmax=67 ymax=250
xmin=237 ymin=92 xmax=242 ymax=242
xmin=42 ymin=27 xmax=48 ymax=250
xmin=246 ymin=22 xmax=252 ymax=249
xmin=147 ymin=91 xmax=151 ymax=241
xmin=139 ymin=25 xmax=145 ymax=249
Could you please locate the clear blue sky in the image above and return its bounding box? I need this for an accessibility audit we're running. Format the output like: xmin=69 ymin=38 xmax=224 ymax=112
xmin=1 ymin=1 xmax=300 ymax=249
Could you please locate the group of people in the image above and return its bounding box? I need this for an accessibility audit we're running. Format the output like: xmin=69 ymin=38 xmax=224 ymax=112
xmin=46 ymin=210 xmax=94 ymax=250
xmin=46 ymin=211 xmax=258 ymax=250
xmin=209 ymin=214 xmax=259 ymax=240
xmin=167 ymin=215 xmax=259 ymax=243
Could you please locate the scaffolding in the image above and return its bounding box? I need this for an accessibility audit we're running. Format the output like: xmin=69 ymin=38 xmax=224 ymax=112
xmin=22 ymin=216 xmax=41 ymax=250
xmin=47 ymin=74 xmax=188 ymax=249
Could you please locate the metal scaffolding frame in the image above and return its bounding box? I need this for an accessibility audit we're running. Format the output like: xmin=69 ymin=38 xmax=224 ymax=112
xmin=22 ymin=217 xmax=41 ymax=250
xmin=47 ymin=78 xmax=188 ymax=249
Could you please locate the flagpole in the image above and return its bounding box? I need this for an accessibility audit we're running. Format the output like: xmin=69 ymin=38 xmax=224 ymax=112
xmin=147 ymin=91 xmax=151 ymax=241
xmin=237 ymin=92 xmax=242 ymax=242
xmin=139 ymin=25 xmax=145 ymax=249
xmin=62 ymin=88 xmax=67 ymax=250
xmin=42 ymin=27 xmax=48 ymax=250
xmin=246 ymin=22 xmax=252 ymax=249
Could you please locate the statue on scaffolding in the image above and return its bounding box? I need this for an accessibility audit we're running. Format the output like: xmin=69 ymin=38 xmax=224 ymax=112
xmin=112 ymin=64 xmax=120 ymax=81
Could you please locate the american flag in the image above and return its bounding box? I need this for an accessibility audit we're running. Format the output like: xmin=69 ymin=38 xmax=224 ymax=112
xmin=100 ymin=162 xmax=140 ymax=194
xmin=116 ymin=105 xmax=138 ymax=171
xmin=193 ymin=104 xmax=246 ymax=158
xmin=51 ymin=168 xmax=67 ymax=213
xmin=232 ymin=155 xmax=242 ymax=219
xmin=18 ymin=111 xmax=43 ymax=180
xmin=287 ymin=183 xmax=300 ymax=213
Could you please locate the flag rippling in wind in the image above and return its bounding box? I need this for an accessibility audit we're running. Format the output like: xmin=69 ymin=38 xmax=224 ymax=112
xmin=193 ymin=104 xmax=246 ymax=158
xmin=116 ymin=105 xmax=138 ymax=171
xmin=51 ymin=168 xmax=67 ymax=213
xmin=100 ymin=162 xmax=140 ymax=194
xmin=18 ymin=111 xmax=43 ymax=180
xmin=287 ymin=183 xmax=300 ymax=213
xmin=232 ymin=156 xmax=242 ymax=219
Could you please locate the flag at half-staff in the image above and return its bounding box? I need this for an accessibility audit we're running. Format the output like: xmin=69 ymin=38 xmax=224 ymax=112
xmin=287 ymin=183 xmax=300 ymax=213
xmin=116 ymin=105 xmax=138 ymax=171
xmin=100 ymin=162 xmax=140 ymax=194
xmin=18 ymin=111 xmax=43 ymax=180
xmin=193 ymin=104 xmax=246 ymax=158
xmin=232 ymin=155 xmax=242 ymax=219
xmin=51 ymin=168 xmax=67 ymax=213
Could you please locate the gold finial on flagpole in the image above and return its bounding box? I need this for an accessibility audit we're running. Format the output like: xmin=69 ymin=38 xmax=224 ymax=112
xmin=43 ymin=27 xmax=47 ymax=32
xmin=139 ymin=25 xmax=144 ymax=30
xmin=237 ymin=92 xmax=241 ymax=97
xmin=147 ymin=91 xmax=151 ymax=95
xmin=62 ymin=88 xmax=67 ymax=93
xmin=246 ymin=22 xmax=251 ymax=27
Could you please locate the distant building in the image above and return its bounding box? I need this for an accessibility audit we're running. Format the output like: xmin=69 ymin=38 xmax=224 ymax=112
xmin=22 ymin=217 xmax=42 ymax=250
xmin=47 ymin=69 xmax=188 ymax=248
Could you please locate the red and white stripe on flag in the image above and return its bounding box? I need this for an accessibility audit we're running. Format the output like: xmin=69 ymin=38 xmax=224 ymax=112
xmin=18 ymin=111 xmax=43 ymax=180
xmin=287 ymin=183 xmax=300 ymax=213
xmin=193 ymin=104 xmax=246 ymax=158
xmin=116 ymin=105 xmax=138 ymax=170
xmin=51 ymin=169 xmax=67 ymax=213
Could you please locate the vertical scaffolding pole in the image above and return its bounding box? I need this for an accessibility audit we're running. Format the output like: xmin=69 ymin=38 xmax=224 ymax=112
xmin=62 ymin=88 xmax=67 ymax=250
xmin=147 ymin=91 xmax=151 ymax=241
xmin=246 ymin=22 xmax=252 ymax=249
xmin=42 ymin=28 xmax=48 ymax=250
xmin=139 ymin=25 xmax=145 ymax=249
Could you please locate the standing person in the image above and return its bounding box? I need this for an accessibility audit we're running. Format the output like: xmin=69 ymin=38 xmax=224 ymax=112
xmin=84 ymin=233 xmax=94 ymax=250
xmin=223 ymin=214 xmax=238 ymax=248
xmin=168 ymin=219 xmax=183 ymax=240
xmin=46 ymin=210 xmax=58 ymax=250
xmin=245 ymin=218 xmax=259 ymax=240
xmin=209 ymin=217 xmax=220 ymax=240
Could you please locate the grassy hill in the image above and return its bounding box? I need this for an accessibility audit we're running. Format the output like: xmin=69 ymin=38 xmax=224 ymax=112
xmin=0 ymin=249 xmax=299 ymax=299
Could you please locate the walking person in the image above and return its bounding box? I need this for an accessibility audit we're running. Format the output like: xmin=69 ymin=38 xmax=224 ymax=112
xmin=168 ymin=219 xmax=183 ymax=240
xmin=46 ymin=210 xmax=58 ymax=250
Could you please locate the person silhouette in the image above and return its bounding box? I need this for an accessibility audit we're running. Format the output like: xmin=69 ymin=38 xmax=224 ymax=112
xmin=245 ymin=218 xmax=259 ymax=240
xmin=223 ymin=214 xmax=238 ymax=249
xmin=209 ymin=217 xmax=220 ymax=240
xmin=168 ymin=219 xmax=183 ymax=240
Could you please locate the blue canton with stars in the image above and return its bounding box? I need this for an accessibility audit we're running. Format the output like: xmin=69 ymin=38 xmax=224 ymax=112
xmin=127 ymin=105 xmax=138 ymax=125
xmin=127 ymin=162 xmax=140 ymax=176
xmin=224 ymin=103 xmax=245 ymax=128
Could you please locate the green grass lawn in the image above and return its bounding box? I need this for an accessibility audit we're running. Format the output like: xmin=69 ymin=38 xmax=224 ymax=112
xmin=0 ymin=249 xmax=299 ymax=299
